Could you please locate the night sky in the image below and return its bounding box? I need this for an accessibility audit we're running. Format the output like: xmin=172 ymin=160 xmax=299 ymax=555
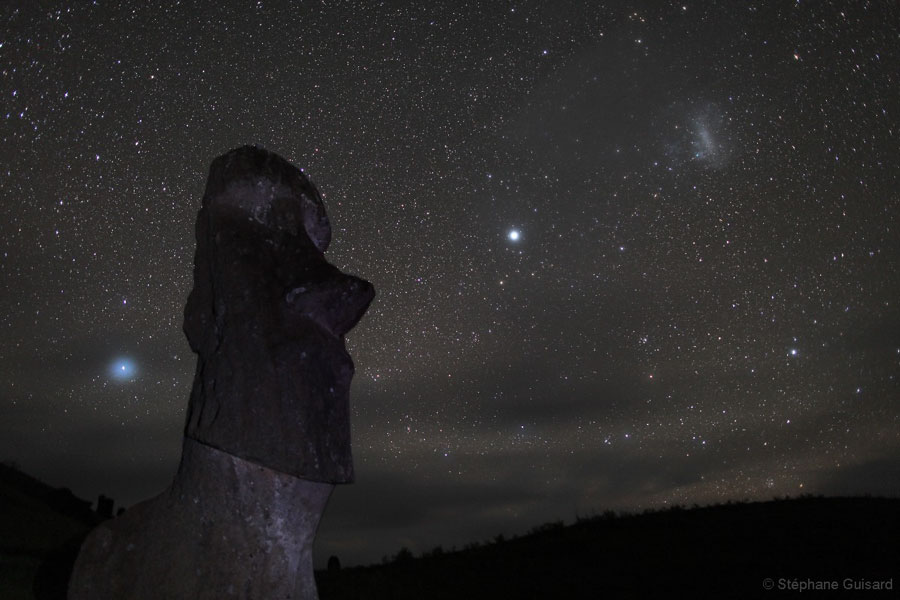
xmin=1 ymin=1 xmax=898 ymax=567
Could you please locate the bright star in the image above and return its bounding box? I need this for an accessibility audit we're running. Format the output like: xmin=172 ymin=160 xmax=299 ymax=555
xmin=508 ymin=229 xmax=520 ymax=241
xmin=109 ymin=358 xmax=137 ymax=380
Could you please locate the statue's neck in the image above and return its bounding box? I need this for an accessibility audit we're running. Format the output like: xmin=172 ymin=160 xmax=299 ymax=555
xmin=172 ymin=437 xmax=333 ymax=563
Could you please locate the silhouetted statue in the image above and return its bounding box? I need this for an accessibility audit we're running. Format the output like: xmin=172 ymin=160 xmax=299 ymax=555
xmin=327 ymin=555 xmax=341 ymax=572
xmin=95 ymin=494 xmax=113 ymax=520
xmin=68 ymin=146 xmax=375 ymax=599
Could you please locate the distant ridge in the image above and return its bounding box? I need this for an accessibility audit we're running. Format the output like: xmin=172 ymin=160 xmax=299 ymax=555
xmin=0 ymin=462 xmax=101 ymax=599
xmin=316 ymin=496 xmax=899 ymax=599
xmin=2 ymin=464 xmax=896 ymax=599
xmin=0 ymin=463 xmax=98 ymax=533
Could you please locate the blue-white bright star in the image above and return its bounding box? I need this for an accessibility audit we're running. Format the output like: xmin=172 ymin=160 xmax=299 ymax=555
xmin=508 ymin=229 xmax=521 ymax=242
xmin=109 ymin=358 xmax=137 ymax=380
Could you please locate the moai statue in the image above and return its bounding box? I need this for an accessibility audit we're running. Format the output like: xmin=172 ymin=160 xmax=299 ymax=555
xmin=95 ymin=494 xmax=114 ymax=520
xmin=68 ymin=146 xmax=375 ymax=599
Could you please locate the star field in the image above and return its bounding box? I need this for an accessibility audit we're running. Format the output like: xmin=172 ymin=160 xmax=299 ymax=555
xmin=0 ymin=1 xmax=898 ymax=566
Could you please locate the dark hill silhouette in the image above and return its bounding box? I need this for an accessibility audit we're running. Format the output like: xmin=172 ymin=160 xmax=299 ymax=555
xmin=0 ymin=462 xmax=102 ymax=600
xmin=1 ymin=463 xmax=896 ymax=599
xmin=316 ymin=496 xmax=898 ymax=599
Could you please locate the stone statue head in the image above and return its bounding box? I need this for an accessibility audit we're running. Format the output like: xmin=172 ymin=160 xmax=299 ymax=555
xmin=182 ymin=146 xmax=374 ymax=483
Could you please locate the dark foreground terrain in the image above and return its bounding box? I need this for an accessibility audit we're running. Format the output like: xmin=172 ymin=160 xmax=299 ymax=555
xmin=0 ymin=463 xmax=99 ymax=600
xmin=316 ymin=496 xmax=898 ymax=599
xmin=1 ymin=462 xmax=896 ymax=599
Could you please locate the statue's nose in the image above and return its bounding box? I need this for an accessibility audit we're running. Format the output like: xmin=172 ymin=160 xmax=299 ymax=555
xmin=334 ymin=275 xmax=375 ymax=336
xmin=285 ymin=273 xmax=375 ymax=338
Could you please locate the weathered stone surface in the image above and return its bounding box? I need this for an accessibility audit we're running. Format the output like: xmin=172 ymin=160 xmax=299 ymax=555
xmin=184 ymin=146 xmax=374 ymax=482
xmin=68 ymin=146 xmax=374 ymax=599
xmin=68 ymin=439 xmax=332 ymax=599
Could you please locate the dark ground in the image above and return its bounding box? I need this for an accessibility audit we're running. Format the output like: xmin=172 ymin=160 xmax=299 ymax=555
xmin=0 ymin=463 xmax=99 ymax=600
xmin=1 ymin=463 xmax=896 ymax=599
xmin=315 ymin=496 xmax=898 ymax=599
